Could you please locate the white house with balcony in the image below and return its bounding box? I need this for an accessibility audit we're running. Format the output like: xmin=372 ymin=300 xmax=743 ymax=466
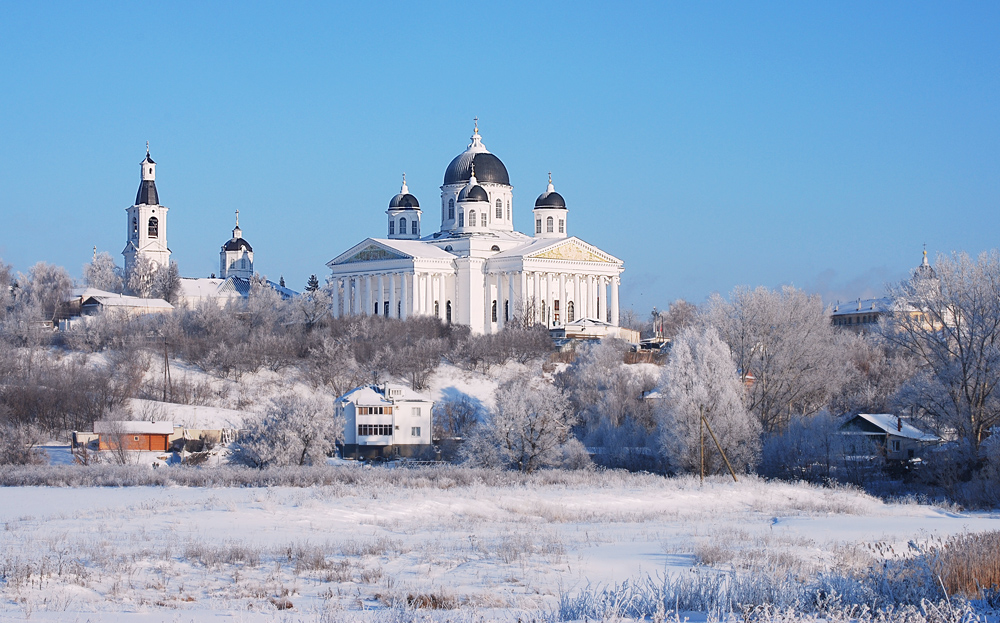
xmin=337 ymin=383 xmax=434 ymax=459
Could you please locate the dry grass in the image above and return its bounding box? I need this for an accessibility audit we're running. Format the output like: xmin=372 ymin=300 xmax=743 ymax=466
xmin=930 ymin=530 xmax=1000 ymax=599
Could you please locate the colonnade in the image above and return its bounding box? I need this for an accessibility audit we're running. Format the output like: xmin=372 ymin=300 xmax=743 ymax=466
xmin=487 ymin=270 xmax=620 ymax=329
xmin=330 ymin=272 xmax=451 ymax=322
xmin=329 ymin=270 xmax=620 ymax=330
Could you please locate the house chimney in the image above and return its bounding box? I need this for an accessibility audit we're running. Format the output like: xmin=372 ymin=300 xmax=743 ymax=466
xmin=897 ymin=416 xmax=902 ymax=432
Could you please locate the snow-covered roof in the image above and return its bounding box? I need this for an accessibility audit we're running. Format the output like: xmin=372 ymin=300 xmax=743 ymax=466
xmin=830 ymin=298 xmax=892 ymax=316
xmin=564 ymin=317 xmax=614 ymax=328
xmin=82 ymin=294 xmax=173 ymax=310
xmin=847 ymin=414 xmax=939 ymax=442
xmin=127 ymin=399 xmax=247 ymax=430
xmin=338 ymin=384 xmax=432 ymax=405
xmin=372 ymin=239 xmax=456 ymax=260
xmin=94 ymin=421 xmax=174 ymax=435
xmin=178 ymin=278 xmax=229 ymax=299
xmin=68 ymin=287 xmax=121 ymax=301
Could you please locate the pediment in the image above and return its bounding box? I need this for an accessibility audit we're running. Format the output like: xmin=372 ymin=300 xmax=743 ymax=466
xmin=336 ymin=244 xmax=407 ymax=264
xmin=529 ymin=240 xmax=616 ymax=263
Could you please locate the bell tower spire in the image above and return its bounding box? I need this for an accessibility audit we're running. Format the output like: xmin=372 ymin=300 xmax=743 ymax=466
xmin=123 ymin=144 xmax=170 ymax=285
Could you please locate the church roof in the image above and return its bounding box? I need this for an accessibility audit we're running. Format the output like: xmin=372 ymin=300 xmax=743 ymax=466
xmin=135 ymin=180 xmax=159 ymax=205
xmin=458 ymin=183 xmax=489 ymax=202
xmin=443 ymin=126 xmax=510 ymax=186
xmin=490 ymin=236 xmax=622 ymax=264
xmin=223 ymin=237 xmax=253 ymax=252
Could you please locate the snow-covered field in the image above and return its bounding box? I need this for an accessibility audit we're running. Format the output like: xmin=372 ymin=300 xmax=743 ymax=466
xmin=1 ymin=471 xmax=998 ymax=622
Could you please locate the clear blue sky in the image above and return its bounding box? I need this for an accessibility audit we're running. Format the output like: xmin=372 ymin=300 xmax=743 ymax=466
xmin=1 ymin=2 xmax=997 ymax=313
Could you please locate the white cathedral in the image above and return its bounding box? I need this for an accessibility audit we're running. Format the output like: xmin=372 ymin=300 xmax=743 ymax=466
xmin=327 ymin=123 xmax=625 ymax=335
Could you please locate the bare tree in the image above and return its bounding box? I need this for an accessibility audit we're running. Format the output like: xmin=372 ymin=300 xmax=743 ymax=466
xmin=236 ymin=394 xmax=342 ymax=467
xmin=883 ymin=250 xmax=1000 ymax=453
xmin=703 ymin=285 xmax=849 ymax=434
xmin=18 ymin=262 xmax=73 ymax=323
xmin=150 ymin=261 xmax=181 ymax=303
xmin=84 ymin=252 xmax=124 ymax=293
xmin=658 ymin=325 xmax=760 ymax=475
xmin=476 ymin=374 xmax=574 ymax=473
xmin=126 ymin=255 xmax=157 ymax=298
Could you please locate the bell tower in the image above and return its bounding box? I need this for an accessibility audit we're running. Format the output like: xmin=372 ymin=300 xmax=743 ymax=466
xmin=123 ymin=144 xmax=171 ymax=279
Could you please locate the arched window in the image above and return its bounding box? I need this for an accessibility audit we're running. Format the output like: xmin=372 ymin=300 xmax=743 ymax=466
xmin=507 ymin=205 xmax=510 ymax=221
xmin=384 ymin=301 xmax=389 ymax=317
xmin=434 ymin=301 xmax=440 ymax=316
xmin=492 ymin=300 xmax=497 ymax=322
xmin=414 ymin=222 xmax=418 ymax=236
xmin=490 ymin=244 xmax=500 ymax=251
xmin=559 ymin=219 xmax=565 ymax=233
xmin=148 ymin=216 xmax=158 ymax=237
xmin=458 ymin=211 xmax=464 ymax=227
xmin=448 ymin=199 xmax=455 ymax=219
xmin=567 ymin=301 xmax=575 ymax=323
xmin=131 ymin=216 xmax=138 ymax=239
xmin=505 ymin=300 xmax=509 ymax=322
xmin=469 ymin=211 xmax=476 ymax=227
xmin=496 ymin=199 xmax=502 ymax=219
xmin=399 ymin=217 xmax=407 ymax=234
xmin=546 ymin=216 xmax=553 ymax=233
xmin=536 ymin=219 xmax=542 ymax=234
xmin=446 ymin=301 xmax=452 ymax=324
xmin=389 ymin=220 xmax=395 ymax=235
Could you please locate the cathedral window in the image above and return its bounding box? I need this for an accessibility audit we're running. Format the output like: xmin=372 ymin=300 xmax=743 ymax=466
xmin=434 ymin=301 xmax=440 ymax=316
xmin=536 ymin=219 xmax=541 ymax=234
xmin=148 ymin=216 xmax=158 ymax=238
xmin=389 ymin=220 xmax=395 ymax=235
xmin=469 ymin=211 xmax=476 ymax=227
xmin=567 ymin=301 xmax=575 ymax=323
xmin=559 ymin=219 xmax=565 ymax=233
xmin=399 ymin=217 xmax=407 ymax=234
xmin=496 ymin=199 xmax=502 ymax=219
xmin=546 ymin=216 xmax=553 ymax=233
xmin=458 ymin=212 xmax=464 ymax=227
xmin=448 ymin=199 xmax=455 ymax=219
xmin=492 ymin=300 xmax=497 ymax=322
xmin=446 ymin=301 xmax=452 ymax=324
xmin=505 ymin=300 xmax=509 ymax=322
xmin=131 ymin=216 xmax=138 ymax=239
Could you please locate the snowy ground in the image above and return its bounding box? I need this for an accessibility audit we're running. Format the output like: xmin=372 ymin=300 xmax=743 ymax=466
xmin=1 ymin=472 xmax=998 ymax=622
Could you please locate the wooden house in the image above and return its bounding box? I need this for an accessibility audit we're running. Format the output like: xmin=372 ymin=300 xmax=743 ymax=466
xmin=94 ymin=421 xmax=173 ymax=452
xmin=840 ymin=413 xmax=939 ymax=461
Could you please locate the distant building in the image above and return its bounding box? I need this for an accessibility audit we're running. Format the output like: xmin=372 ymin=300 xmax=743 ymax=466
xmin=94 ymin=421 xmax=173 ymax=452
xmin=326 ymin=122 xmax=625 ymax=335
xmin=122 ymin=146 xmax=170 ymax=280
xmin=337 ymin=384 xmax=434 ymax=460
xmin=831 ymin=249 xmax=939 ymax=331
xmin=550 ymin=318 xmax=640 ymax=343
xmin=840 ymin=413 xmax=940 ymax=461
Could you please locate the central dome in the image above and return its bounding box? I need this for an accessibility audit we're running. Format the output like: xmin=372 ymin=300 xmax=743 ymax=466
xmin=443 ymin=127 xmax=510 ymax=186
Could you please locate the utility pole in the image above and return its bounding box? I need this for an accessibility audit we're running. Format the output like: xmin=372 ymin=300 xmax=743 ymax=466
xmin=699 ymin=407 xmax=705 ymax=485
xmin=701 ymin=413 xmax=738 ymax=483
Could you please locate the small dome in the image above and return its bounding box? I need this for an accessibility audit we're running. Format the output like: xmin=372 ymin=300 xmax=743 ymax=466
xmin=224 ymin=237 xmax=253 ymax=252
xmin=534 ymin=176 xmax=566 ymax=209
xmin=135 ymin=180 xmax=158 ymax=205
xmin=389 ymin=193 xmax=419 ymax=209
xmin=459 ymin=184 xmax=489 ymax=203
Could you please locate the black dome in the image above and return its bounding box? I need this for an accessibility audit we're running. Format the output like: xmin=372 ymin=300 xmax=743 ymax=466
xmin=389 ymin=193 xmax=420 ymax=209
xmin=135 ymin=180 xmax=159 ymax=205
xmin=535 ymin=190 xmax=566 ymax=209
xmin=444 ymin=152 xmax=510 ymax=186
xmin=459 ymin=184 xmax=489 ymax=202
xmin=223 ymin=238 xmax=253 ymax=252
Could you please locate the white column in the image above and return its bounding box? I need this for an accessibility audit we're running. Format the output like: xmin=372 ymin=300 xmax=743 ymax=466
xmin=533 ymin=272 xmax=541 ymax=324
xmin=586 ymin=275 xmax=594 ymax=319
xmin=507 ymin=272 xmax=515 ymax=325
xmin=377 ymin=273 xmax=385 ymax=316
xmin=495 ymin=272 xmax=503 ymax=330
xmin=366 ymin=274 xmax=374 ymax=316
xmin=353 ymin=276 xmax=361 ymax=316
xmin=573 ymin=274 xmax=581 ymax=322
xmin=558 ymin=273 xmax=566 ymax=326
xmin=388 ymin=273 xmax=397 ymax=318
xmin=435 ymin=274 xmax=444 ymax=320
xmin=611 ymin=276 xmax=620 ymax=327
xmin=519 ymin=271 xmax=527 ymax=325
xmin=483 ymin=270 xmax=492 ymax=332
xmin=400 ymin=272 xmax=408 ymax=320
xmin=598 ymin=276 xmax=607 ymax=322
xmin=545 ymin=273 xmax=553 ymax=327
xmin=425 ymin=272 xmax=433 ymax=317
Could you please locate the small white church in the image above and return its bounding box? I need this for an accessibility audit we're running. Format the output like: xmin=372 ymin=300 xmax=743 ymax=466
xmin=120 ymin=146 xmax=294 ymax=305
xmin=326 ymin=122 xmax=625 ymax=334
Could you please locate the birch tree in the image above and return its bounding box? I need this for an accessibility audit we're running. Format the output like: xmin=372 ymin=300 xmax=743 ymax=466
xmin=488 ymin=375 xmax=574 ymax=473
xmin=658 ymin=325 xmax=760 ymax=474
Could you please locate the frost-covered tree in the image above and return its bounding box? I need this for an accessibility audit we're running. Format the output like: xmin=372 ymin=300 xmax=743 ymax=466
xmin=0 ymin=260 xmax=14 ymax=319
xmin=305 ymin=274 xmax=320 ymax=292
xmin=83 ymin=252 xmax=124 ymax=293
xmin=475 ymin=375 xmax=574 ymax=473
xmin=17 ymin=262 xmax=73 ymax=322
xmin=658 ymin=325 xmax=760 ymax=475
xmin=884 ymin=250 xmax=1000 ymax=453
xmin=150 ymin=261 xmax=181 ymax=303
xmin=126 ymin=255 xmax=156 ymax=298
xmin=292 ymin=287 xmax=331 ymax=331
xmin=703 ymin=285 xmax=848 ymax=434
xmin=236 ymin=394 xmax=342 ymax=467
